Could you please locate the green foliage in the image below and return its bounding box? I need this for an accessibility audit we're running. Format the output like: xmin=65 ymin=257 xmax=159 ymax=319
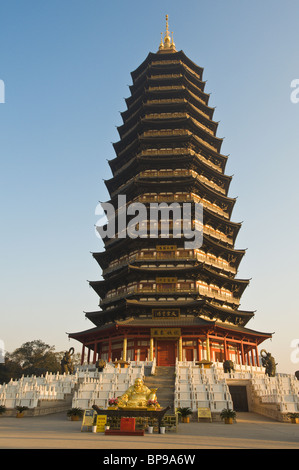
xmin=0 ymin=340 xmax=72 ymax=383
xmin=220 ymin=408 xmax=236 ymax=420
xmin=177 ymin=407 xmax=193 ymax=417
xmin=8 ymin=340 xmax=59 ymax=374
xmin=16 ymin=406 xmax=29 ymax=413
xmin=0 ymin=405 xmax=6 ymax=415
xmin=67 ymin=407 xmax=84 ymax=417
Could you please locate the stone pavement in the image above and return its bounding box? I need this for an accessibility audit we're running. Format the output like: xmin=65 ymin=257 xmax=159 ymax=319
xmin=0 ymin=412 xmax=299 ymax=450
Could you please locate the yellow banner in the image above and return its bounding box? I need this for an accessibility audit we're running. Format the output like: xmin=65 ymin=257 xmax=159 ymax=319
xmin=96 ymin=415 xmax=107 ymax=433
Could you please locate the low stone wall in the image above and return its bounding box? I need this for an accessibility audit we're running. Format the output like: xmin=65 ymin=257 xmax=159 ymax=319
xmin=2 ymin=394 xmax=72 ymax=418
xmin=250 ymin=399 xmax=289 ymax=422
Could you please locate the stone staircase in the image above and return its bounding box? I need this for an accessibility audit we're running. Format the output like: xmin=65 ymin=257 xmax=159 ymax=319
xmin=144 ymin=366 xmax=175 ymax=412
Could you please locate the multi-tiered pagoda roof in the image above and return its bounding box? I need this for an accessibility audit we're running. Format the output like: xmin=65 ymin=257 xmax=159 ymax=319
xmin=69 ymin=17 xmax=272 ymax=366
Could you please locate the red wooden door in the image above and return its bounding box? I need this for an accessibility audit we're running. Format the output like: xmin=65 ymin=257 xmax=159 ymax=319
xmin=157 ymin=341 xmax=176 ymax=366
xmin=185 ymin=349 xmax=194 ymax=361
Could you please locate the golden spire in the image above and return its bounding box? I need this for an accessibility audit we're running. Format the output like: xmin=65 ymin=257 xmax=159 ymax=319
xmin=158 ymin=14 xmax=177 ymax=53
xmin=164 ymin=14 xmax=171 ymax=46
xmin=159 ymin=32 xmax=164 ymax=51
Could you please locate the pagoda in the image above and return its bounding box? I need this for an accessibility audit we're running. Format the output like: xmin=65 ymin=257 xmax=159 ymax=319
xmin=68 ymin=16 xmax=272 ymax=367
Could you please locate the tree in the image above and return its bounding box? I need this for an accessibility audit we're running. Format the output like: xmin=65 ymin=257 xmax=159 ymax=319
xmin=6 ymin=340 xmax=61 ymax=377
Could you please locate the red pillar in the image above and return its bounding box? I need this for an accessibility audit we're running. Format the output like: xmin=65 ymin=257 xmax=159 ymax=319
xmin=197 ymin=339 xmax=201 ymax=361
xmin=93 ymin=341 xmax=98 ymax=364
xmin=81 ymin=343 xmax=85 ymax=365
xmin=224 ymin=337 xmax=228 ymax=361
xmin=241 ymin=341 xmax=245 ymax=365
xmin=255 ymin=345 xmax=260 ymax=366
xmin=108 ymin=338 xmax=112 ymax=363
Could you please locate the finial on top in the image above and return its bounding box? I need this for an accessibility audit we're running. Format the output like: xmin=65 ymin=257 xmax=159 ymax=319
xmin=158 ymin=14 xmax=177 ymax=53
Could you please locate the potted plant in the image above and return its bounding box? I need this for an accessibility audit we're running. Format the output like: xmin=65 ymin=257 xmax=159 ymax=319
xmin=0 ymin=405 xmax=6 ymax=416
xmin=16 ymin=406 xmax=29 ymax=418
xmin=108 ymin=398 xmax=119 ymax=409
xmin=66 ymin=407 xmax=84 ymax=421
xmin=220 ymin=407 xmax=236 ymax=424
xmin=287 ymin=413 xmax=299 ymax=424
xmin=177 ymin=407 xmax=193 ymax=423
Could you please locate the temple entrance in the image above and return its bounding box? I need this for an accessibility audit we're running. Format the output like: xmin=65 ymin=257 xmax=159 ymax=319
xmin=229 ymin=385 xmax=249 ymax=412
xmin=157 ymin=340 xmax=176 ymax=366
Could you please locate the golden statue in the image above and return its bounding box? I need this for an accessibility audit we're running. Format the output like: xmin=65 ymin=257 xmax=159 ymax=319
xmin=117 ymin=378 xmax=160 ymax=409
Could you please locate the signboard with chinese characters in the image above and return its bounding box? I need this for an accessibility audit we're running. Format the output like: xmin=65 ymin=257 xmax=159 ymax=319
xmin=156 ymin=245 xmax=177 ymax=251
xmin=156 ymin=277 xmax=177 ymax=283
xmin=152 ymin=308 xmax=180 ymax=319
xmin=151 ymin=328 xmax=181 ymax=338
xmin=96 ymin=414 xmax=107 ymax=432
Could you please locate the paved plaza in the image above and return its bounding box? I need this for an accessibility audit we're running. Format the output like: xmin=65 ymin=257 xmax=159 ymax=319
xmin=0 ymin=412 xmax=298 ymax=450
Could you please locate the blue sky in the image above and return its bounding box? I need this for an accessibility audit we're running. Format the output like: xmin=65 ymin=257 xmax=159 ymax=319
xmin=1 ymin=0 xmax=299 ymax=373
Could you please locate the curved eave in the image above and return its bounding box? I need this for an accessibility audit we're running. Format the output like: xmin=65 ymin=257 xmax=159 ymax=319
xmin=108 ymin=152 xmax=232 ymax=196
xmin=67 ymin=318 xmax=272 ymax=344
xmin=126 ymin=298 xmax=204 ymax=309
xmin=127 ymin=263 xmax=250 ymax=294
xmin=113 ymin=117 xmax=224 ymax=156
xmin=130 ymin=50 xmax=204 ymax=84
xmin=213 ymin=321 xmax=273 ymax=342
xmin=109 ymin=133 xmax=228 ymax=174
xmin=92 ymin=251 xmax=109 ymax=269
xmin=94 ymin=260 xmax=249 ymax=303
xmin=200 ymin=299 xmax=254 ymax=322
xmin=99 ymin=233 xmax=245 ymax=263
xmin=121 ymin=87 xmax=216 ymax=128
xmin=68 ymin=321 xmax=118 ymax=336
xmin=130 ymin=69 xmax=207 ymax=97
xmin=127 ymin=75 xmax=210 ymax=111
xmin=108 ymin=176 xmax=236 ymax=215
xmin=89 ymin=280 xmax=106 ymax=298
xmin=137 ymin=153 xmax=232 ymax=189
xmin=105 ymin=175 xmax=238 ymax=231
xmin=112 ymin=134 xmax=229 ymax=175
xmin=117 ymin=108 xmax=220 ymax=143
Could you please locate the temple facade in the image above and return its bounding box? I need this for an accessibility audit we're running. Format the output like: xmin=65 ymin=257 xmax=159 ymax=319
xmin=68 ymin=17 xmax=272 ymax=367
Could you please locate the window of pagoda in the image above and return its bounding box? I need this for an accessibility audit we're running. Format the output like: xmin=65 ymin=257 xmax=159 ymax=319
xmin=177 ymin=249 xmax=193 ymax=259
xmin=140 ymin=249 xmax=155 ymax=259
xmin=140 ymin=281 xmax=155 ymax=292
